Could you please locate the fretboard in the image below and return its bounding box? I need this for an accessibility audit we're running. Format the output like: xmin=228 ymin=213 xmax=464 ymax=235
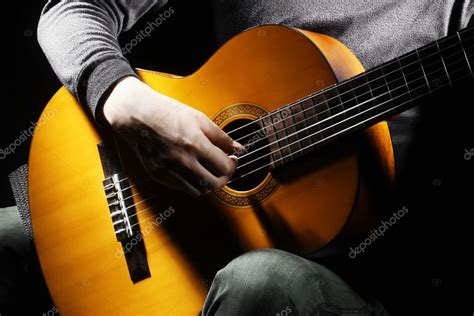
xmin=264 ymin=26 xmax=473 ymax=168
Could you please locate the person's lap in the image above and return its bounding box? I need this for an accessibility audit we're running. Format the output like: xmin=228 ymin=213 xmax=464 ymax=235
xmin=202 ymin=248 xmax=388 ymax=315
xmin=0 ymin=206 xmax=35 ymax=312
xmin=1 ymin=206 xmax=388 ymax=315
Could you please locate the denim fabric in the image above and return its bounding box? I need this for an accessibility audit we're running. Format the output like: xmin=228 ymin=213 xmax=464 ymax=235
xmin=0 ymin=206 xmax=53 ymax=314
xmin=0 ymin=206 xmax=32 ymax=310
xmin=202 ymin=249 xmax=389 ymax=316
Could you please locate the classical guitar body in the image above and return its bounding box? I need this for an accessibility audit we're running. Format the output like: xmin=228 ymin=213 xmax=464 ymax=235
xmin=29 ymin=25 xmax=394 ymax=315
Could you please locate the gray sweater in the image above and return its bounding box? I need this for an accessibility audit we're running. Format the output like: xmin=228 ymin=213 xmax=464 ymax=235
xmin=37 ymin=0 xmax=473 ymax=169
xmin=37 ymin=0 xmax=473 ymax=115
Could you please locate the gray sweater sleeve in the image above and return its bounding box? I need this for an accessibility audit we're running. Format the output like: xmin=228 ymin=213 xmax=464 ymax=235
xmin=37 ymin=0 xmax=167 ymax=117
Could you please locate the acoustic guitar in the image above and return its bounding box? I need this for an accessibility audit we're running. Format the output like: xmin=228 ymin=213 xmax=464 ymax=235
xmin=28 ymin=25 xmax=473 ymax=314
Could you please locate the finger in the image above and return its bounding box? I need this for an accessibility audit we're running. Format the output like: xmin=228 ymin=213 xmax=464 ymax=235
xmin=201 ymin=118 xmax=245 ymax=154
xmin=168 ymin=155 xmax=221 ymax=193
xmin=229 ymin=155 xmax=239 ymax=165
xmin=191 ymin=159 xmax=232 ymax=190
xmin=197 ymin=137 xmax=238 ymax=177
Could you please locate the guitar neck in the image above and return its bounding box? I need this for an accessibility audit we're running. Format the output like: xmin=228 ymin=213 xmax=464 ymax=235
xmin=263 ymin=26 xmax=473 ymax=166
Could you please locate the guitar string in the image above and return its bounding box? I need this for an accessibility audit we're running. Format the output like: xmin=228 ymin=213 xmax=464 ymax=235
xmin=104 ymin=176 xmax=130 ymax=187
xmin=88 ymin=30 xmax=474 ymax=233
xmin=114 ymin=202 xmax=160 ymax=234
xmin=115 ymin=61 xmax=471 ymax=232
xmin=126 ymin=60 xmax=467 ymax=230
xmin=121 ymin=198 xmax=158 ymax=225
xmin=108 ymin=191 xmax=138 ymax=207
xmin=123 ymin=210 xmax=161 ymax=233
xmin=231 ymin=38 xmax=472 ymax=144
xmin=227 ymin=61 xmax=473 ymax=184
xmin=107 ymin=184 xmax=135 ymax=202
xmin=232 ymin=55 xmax=472 ymax=172
xmin=234 ymin=49 xmax=473 ymax=164
xmin=103 ymin=33 xmax=472 ymax=184
xmin=115 ymin=191 xmax=195 ymax=232
xmin=112 ymin=43 xmax=462 ymax=192
xmin=225 ymin=29 xmax=473 ymax=140
xmin=110 ymin=56 xmax=472 ymax=227
xmin=104 ymin=51 xmax=472 ymax=206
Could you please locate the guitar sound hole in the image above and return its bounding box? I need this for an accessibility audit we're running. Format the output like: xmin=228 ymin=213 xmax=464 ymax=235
xmin=223 ymin=119 xmax=271 ymax=191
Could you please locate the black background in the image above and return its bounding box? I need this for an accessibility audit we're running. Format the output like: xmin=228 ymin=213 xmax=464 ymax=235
xmin=1 ymin=1 xmax=473 ymax=315
xmin=0 ymin=1 xmax=218 ymax=205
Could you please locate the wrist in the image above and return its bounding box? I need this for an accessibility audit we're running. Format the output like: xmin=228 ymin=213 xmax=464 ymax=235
xmin=102 ymin=76 xmax=143 ymax=127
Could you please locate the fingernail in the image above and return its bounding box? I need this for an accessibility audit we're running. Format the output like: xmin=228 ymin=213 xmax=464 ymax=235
xmin=233 ymin=141 xmax=246 ymax=153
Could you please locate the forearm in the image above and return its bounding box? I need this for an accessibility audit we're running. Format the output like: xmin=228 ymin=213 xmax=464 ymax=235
xmin=37 ymin=0 xmax=166 ymax=117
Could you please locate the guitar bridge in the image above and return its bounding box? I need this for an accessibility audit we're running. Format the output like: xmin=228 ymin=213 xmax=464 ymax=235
xmin=98 ymin=141 xmax=151 ymax=283
xmin=103 ymin=172 xmax=138 ymax=241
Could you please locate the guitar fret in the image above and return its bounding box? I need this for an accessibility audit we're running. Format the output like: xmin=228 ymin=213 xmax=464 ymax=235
xmin=300 ymin=98 xmax=317 ymax=155
xmin=261 ymin=26 xmax=473 ymax=170
xmin=366 ymin=67 xmax=392 ymax=116
xmin=351 ymin=74 xmax=376 ymax=122
xmin=439 ymin=33 xmax=473 ymax=83
xmin=291 ymin=102 xmax=308 ymax=157
xmin=379 ymin=66 xmax=394 ymax=103
xmin=366 ymin=76 xmax=375 ymax=100
xmin=261 ymin=115 xmax=282 ymax=168
xmin=325 ymin=87 xmax=346 ymax=135
xmin=337 ymin=80 xmax=360 ymax=127
xmin=457 ymin=32 xmax=474 ymax=77
xmin=436 ymin=40 xmax=453 ymax=86
xmin=415 ymin=48 xmax=433 ymax=95
xmin=385 ymin=60 xmax=410 ymax=95
xmin=459 ymin=27 xmax=474 ymax=58
xmin=458 ymin=32 xmax=473 ymax=76
xmin=385 ymin=60 xmax=412 ymax=108
xmin=311 ymin=93 xmax=331 ymax=140
xmin=273 ymin=110 xmax=292 ymax=164
xmin=284 ymin=105 xmax=303 ymax=160
xmin=396 ymin=57 xmax=412 ymax=99
xmin=436 ymin=41 xmax=453 ymax=87
xmin=398 ymin=51 xmax=430 ymax=99
xmin=418 ymin=42 xmax=451 ymax=92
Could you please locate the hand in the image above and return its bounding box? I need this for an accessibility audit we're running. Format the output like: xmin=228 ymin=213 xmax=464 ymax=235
xmin=102 ymin=76 xmax=244 ymax=196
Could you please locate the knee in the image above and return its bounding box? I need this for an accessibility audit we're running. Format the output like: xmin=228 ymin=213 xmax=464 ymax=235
xmin=204 ymin=249 xmax=370 ymax=315
xmin=209 ymin=249 xmax=324 ymax=308
xmin=215 ymin=248 xmax=316 ymax=290
xmin=0 ymin=206 xmax=29 ymax=254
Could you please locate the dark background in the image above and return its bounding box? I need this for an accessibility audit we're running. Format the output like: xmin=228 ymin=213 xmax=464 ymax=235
xmin=0 ymin=1 xmax=218 ymax=205
xmin=1 ymin=1 xmax=473 ymax=315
